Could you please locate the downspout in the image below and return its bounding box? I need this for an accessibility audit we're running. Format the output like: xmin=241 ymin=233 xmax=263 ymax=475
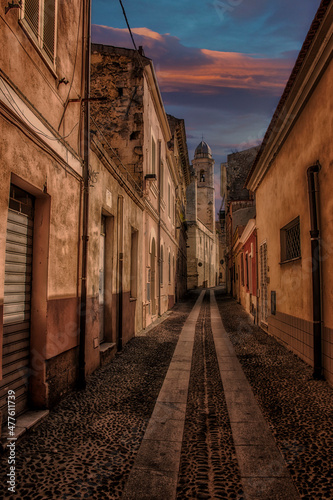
xmin=203 ymin=233 xmax=206 ymax=288
xmin=307 ymin=162 xmax=322 ymax=380
xmin=255 ymin=229 xmax=259 ymax=325
xmin=117 ymin=196 xmax=124 ymax=351
xmin=78 ymin=0 xmax=91 ymax=389
xmin=157 ymin=140 xmax=162 ymax=316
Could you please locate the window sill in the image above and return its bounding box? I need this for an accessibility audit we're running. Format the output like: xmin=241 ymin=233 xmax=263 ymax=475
xmin=99 ymin=342 xmax=116 ymax=353
xmin=279 ymin=256 xmax=301 ymax=265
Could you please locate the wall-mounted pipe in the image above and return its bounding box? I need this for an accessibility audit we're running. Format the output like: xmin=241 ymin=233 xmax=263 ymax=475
xmin=158 ymin=140 xmax=162 ymax=317
xmin=307 ymin=161 xmax=323 ymax=380
xmin=117 ymin=196 xmax=124 ymax=351
xmin=78 ymin=0 xmax=92 ymax=390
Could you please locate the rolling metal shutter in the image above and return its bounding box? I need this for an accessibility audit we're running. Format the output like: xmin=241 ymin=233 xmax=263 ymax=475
xmin=0 ymin=189 xmax=34 ymax=424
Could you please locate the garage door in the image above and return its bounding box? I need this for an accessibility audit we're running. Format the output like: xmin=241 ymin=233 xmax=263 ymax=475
xmin=0 ymin=186 xmax=34 ymax=425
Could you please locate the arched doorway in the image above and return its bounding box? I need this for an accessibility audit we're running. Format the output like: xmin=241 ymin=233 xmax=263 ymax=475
xmin=151 ymin=238 xmax=156 ymax=316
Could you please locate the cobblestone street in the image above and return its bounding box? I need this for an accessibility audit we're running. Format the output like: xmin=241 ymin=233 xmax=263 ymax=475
xmin=1 ymin=289 xmax=332 ymax=499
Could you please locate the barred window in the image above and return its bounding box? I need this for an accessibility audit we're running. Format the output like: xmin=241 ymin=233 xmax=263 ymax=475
xmin=22 ymin=0 xmax=56 ymax=63
xmin=280 ymin=216 xmax=301 ymax=263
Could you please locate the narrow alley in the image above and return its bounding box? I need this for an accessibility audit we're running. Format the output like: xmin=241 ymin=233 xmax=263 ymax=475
xmin=0 ymin=290 xmax=331 ymax=500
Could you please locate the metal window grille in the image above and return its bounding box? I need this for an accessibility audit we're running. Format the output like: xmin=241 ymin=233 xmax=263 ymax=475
xmin=43 ymin=0 xmax=56 ymax=60
xmin=24 ymin=0 xmax=39 ymax=37
xmin=281 ymin=217 xmax=301 ymax=262
xmin=23 ymin=0 xmax=56 ymax=62
xmin=286 ymin=221 xmax=301 ymax=260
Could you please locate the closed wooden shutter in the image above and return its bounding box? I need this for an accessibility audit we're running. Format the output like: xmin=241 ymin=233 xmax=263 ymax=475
xmin=0 ymin=189 xmax=34 ymax=424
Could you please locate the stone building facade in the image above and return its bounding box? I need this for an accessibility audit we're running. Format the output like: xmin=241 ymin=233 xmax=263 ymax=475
xmin=90 ymin=44 xmax=190 ymax=330
xmin=246 ymin=0 xmax=333 ymax=384
xmin=186 ymin=141 xmax=218 ymax=289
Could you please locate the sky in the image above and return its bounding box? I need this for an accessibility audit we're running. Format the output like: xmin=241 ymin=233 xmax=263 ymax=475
xmin=91 ymin=0 xmax=321 ymax=214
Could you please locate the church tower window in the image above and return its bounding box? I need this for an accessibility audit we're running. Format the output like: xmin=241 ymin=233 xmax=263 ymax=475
xmin=200 ymin=170 xmax=205 ymax=182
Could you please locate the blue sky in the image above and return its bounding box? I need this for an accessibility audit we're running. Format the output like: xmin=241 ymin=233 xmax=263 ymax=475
xmin=91 ymin=0 xmax=321 ymax=212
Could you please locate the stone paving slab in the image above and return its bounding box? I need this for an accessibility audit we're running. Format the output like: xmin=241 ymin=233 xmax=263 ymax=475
xmin=135 ymin=439 xmax=182 ymax=472
xmin=152 ymin=401 xmax=187 ymax=421
xmin=1 ymin=410 xmax=49 ymax=448
xmin=231 ymin=421 xmax=275 ymax=445
xmin=210 ymin=290 xmax=300 ymax=500
xmin=242 ymin=477 xmax=300 ymax=500
xmin=122 ymin=290 xmax=205 ymax=500
xmin=122 ymin=469 xmax=179 ymax=500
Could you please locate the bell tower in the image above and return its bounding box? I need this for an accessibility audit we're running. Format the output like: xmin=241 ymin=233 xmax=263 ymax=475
xmin=192 ymin=141 xmax=215 ymax=232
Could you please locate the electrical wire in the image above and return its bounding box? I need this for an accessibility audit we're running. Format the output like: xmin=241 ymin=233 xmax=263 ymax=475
xmin=0 ymin=80 xmax=79 ymax=141
xmin=117 ymin=0 xmax=148 ymax=75
xmin=63 ymin=0 xmax=84 ymax=107
xmin=118 ymin=0 xmax=138 ymax=51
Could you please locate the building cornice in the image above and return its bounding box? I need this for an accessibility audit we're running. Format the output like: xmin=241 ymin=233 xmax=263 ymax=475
xmin=239 ymin=218 xmax=256 ymax=245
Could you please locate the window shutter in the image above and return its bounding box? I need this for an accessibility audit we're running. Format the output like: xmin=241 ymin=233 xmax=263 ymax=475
xmin=43 ymin=0 xmax=56 ymax=60
xmin=24 ymin=0 xmax=40 ymax=37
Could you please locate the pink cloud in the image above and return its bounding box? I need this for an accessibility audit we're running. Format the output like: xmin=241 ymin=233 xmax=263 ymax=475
xmin=92 ymin=25 xmax=292 ymax=95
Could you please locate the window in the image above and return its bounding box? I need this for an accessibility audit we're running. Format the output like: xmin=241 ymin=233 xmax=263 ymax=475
xmin=151 ymin=136 xmax=156 ymax=174
xmin=280 ymin=217 xmax=301 ymax=263
xmin=168 ymin=183 xmax=171 ymax=218
xmin=172 ymin=194 xmax=175 ymax=224
xmin=130 ymin=228 xmax=138 ymax=298
xmin=168 ymin=251 xmax=171 ymax=283
xmin=245 ymin=253 xmax=249 ymax=289
xmin=241 ymin=254 xmax=244 ymax=286
xmin=160 ymin=244 xmax=164 ymax=284
xmin=160 ymin=161 xmax=164 ymax=199
xmin=22 ymin=0 xmax=57 ymax=63
xmin=200 ymin=170 xmax=205 ymax=182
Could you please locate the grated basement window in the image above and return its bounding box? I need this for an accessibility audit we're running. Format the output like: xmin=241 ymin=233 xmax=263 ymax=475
xmin=280 ymin=216 xmax=301 ymax=263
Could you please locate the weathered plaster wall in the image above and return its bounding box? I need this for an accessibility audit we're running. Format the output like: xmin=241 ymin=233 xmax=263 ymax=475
xmin=87 ymin=144 xmax=144 ymax=374
xmin=256 ymin=58 xmax=333 ymax=383
xmin=0 ymin=114 xmax=82 ymax=408
xmin=0 ymin=1 xmax=84 ymax=153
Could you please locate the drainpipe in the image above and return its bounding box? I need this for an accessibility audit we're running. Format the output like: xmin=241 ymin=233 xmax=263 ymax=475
xmin=157 ymin=140 xmax=162 ymax=316
xmin=255 ymin=229 xmax=259 ymax=325
xmin=117 ymin=196 xmax=124 ymax=351
xmin=307 ymin=162 xmax=322 ymax=380
xmin=78 ymin=0 xmax=91 ymax=390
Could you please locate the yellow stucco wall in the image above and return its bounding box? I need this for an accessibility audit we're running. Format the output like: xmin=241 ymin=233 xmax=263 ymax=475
xmin=256 ymin=58 xmax=333 ymax=382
